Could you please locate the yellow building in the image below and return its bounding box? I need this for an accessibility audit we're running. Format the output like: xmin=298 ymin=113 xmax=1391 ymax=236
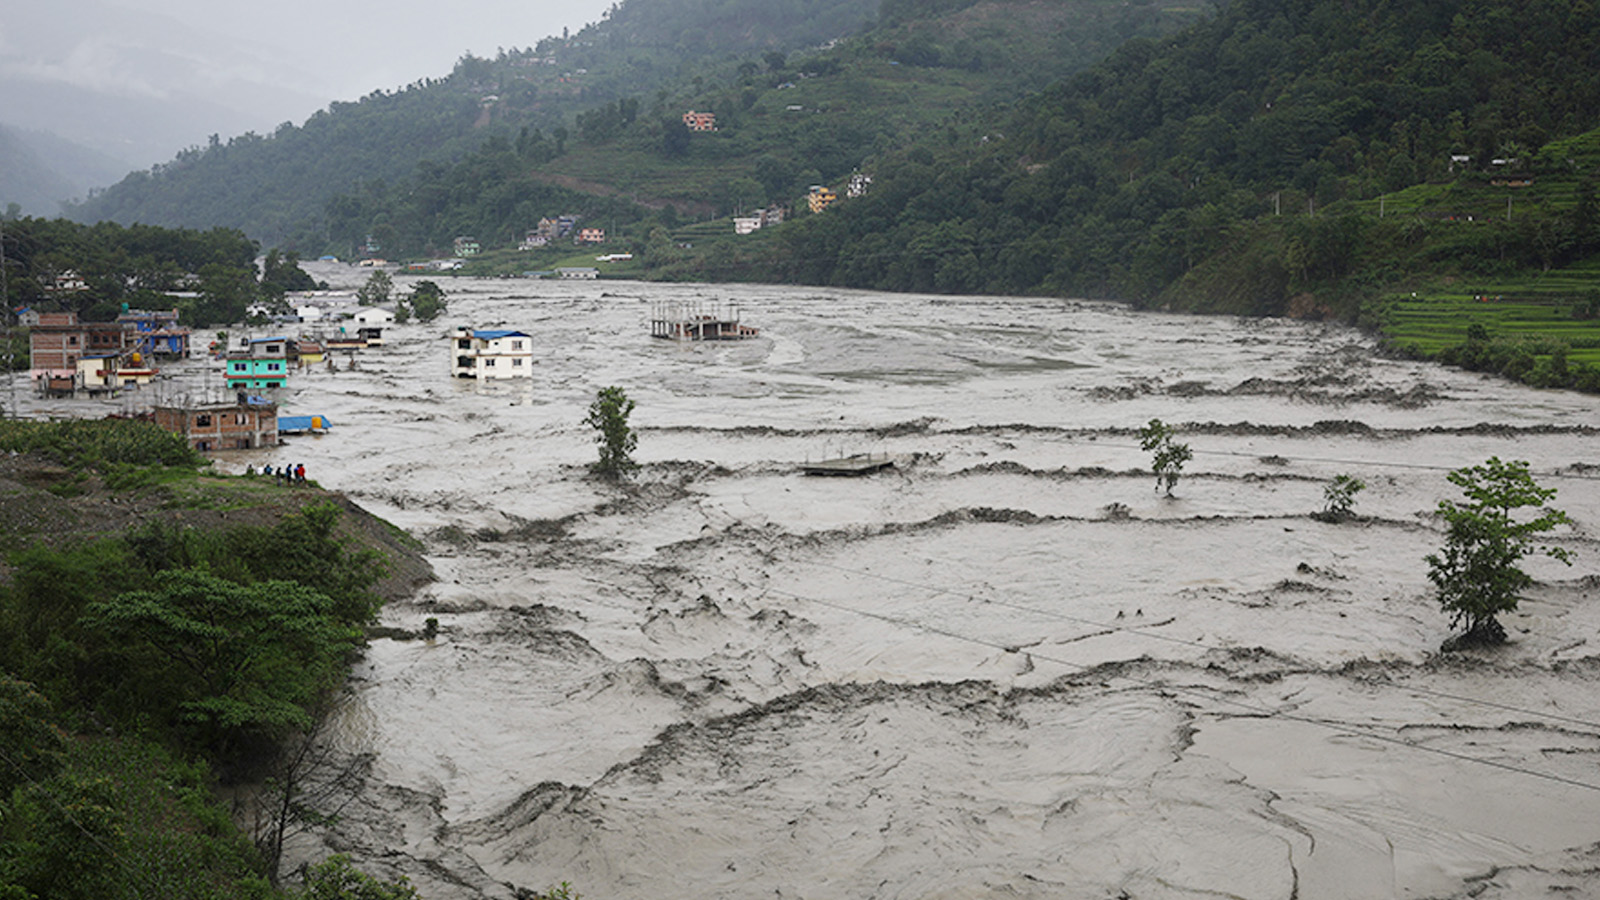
xmin=807 ymin=185 xmax=837 ymax=213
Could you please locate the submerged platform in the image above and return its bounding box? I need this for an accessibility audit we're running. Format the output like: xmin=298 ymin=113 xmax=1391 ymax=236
xmin=650 ymin=300 xmax=759 ymax=340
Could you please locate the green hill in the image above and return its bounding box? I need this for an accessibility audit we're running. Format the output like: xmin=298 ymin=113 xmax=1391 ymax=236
xmin=66 ymin=0 xmax=1203 ymax=257
xmin=313 ymin=0 xmax=1204 ymax=258
xmin=64 ymin=0 xmax=890 ymax=248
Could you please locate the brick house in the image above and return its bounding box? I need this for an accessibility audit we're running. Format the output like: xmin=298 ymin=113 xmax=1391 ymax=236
xmin=154 ymin=397 xmax=279 ymax=452
xmin=29 ymin=311 xmax=134 ymax=388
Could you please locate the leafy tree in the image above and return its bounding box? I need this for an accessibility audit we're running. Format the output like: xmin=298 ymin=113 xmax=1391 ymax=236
xmin=1139 ymin=418 xmax=1191 ymax=497
xmin=1317 ymin=474 xmax=1366 ymax=522
xmin=261 ymin=248 xmax=320 ymax=296
xmin=356 ymin=270 xmax=393 ymax=307
xmin=1425 ymin=457 xmax=1571 ymax=647
xmin=406 ymin=280 xmax=447 ymax=322
xmin=84 ymin=569 xmax=362 ymax=760
xmin=584 ymin=386 xmax=639 ymax=479
xmin=0 ymin=678 xmax=66 ymax=799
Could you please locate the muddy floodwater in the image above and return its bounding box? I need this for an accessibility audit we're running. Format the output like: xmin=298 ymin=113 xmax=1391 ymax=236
xmin=30 ymin=272 xmax=1600 ymax=898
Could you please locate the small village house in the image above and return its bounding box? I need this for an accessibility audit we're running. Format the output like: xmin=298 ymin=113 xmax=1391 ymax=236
xmin=450 ymin=327 xmax=534 ymax=379
xmin=576 ymin=227 xmax=606 ymax=244
xmin=682 ymin=110 xmax=716 ymax=131
xmin=556 ymin=267 xmax=599 ymax=280
xmin=454 ymin=236 xmax=481 ymax=257
xmin=155 ymin=396 xmax=278 ymax=452
xmin=808 ymin=185 xmax=838 ymax=213
xmin=351 ymin=306 xmax=395 ymax=326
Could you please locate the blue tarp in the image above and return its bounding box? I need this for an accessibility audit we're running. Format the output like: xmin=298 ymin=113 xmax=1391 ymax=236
xmin=278 ymin=415 xmax=331 ymax=434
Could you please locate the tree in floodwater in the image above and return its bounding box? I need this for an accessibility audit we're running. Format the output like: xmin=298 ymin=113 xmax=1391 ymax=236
xmin=1426 ymin=457 xmax=1571 ymax=647
xmin=1316 ymin=473 xmax=1366 ymax=522
xmin=356 ymin=269 xmax=392 ymax=306
xmin=1139 ymin=418 xmax=1191 ymax=497
xmin=584 ymin=386 xmax=638 ymax=480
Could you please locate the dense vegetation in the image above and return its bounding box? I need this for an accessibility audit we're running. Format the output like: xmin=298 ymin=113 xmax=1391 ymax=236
xmin=0 ymin=217 xmax=266 ymax=326
xmin=0 ymin=420 xmax=419 ymax=898
xmin=707 ymin=0 xmax=1600 ymax=303
xmin=64 ymin=0 xmax=895 ymax=249
xmin=64 ymin=0 xmax=1199 ymax=257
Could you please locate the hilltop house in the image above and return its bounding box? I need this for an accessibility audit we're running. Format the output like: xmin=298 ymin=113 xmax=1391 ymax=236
xmin=682 ymin=110 xmax=716 ymax=131
xmin=808 ymin=185 xmax=838 ymax=213
xmin=576 ymin=227 xmax=606 ymax=244
xmin=454 ymin=236 xmax=481 ymax=257
xmin=450 ymin=327 xmax=534 ymax=379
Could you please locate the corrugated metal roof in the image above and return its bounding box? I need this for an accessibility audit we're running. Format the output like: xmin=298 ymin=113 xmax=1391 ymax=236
xmin=473 ymin=330 xmax=530 ymax=339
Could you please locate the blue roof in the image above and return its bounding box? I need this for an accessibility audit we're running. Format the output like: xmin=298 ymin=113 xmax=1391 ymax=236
xmin=474 ymin=329 xmax=529 ymax=339
xmin=250 ymin=336 xmax=289 ymax=344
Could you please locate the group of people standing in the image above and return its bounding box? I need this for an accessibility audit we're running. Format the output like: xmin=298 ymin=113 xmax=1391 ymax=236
xmin=244 ymin=463 xmax=307 ymax=485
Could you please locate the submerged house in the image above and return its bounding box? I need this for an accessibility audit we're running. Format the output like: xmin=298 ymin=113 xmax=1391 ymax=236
xmin=225 ymin=336 xmax=290 ymax=390
xmin=116 ymin=308 xmax=191 ymax=357
xmin=29 ymin=311 xmax=138 ymax=395
xmin=450 ymin=327 xmax=534 ymax=379
xmin=154 ymin=396 xmax=278 ymax=452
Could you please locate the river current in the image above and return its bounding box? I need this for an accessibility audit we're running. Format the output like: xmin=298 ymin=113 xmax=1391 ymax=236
xmin=27 ymin=271 xmax=1600 ymax=899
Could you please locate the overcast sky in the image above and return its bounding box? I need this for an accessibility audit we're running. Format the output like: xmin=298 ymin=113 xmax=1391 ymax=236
xmin=0 ymin=0 xmax=617 ymax=166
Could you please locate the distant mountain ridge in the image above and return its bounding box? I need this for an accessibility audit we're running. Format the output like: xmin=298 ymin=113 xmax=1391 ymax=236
xmin=0 ymin=125 xmax=131 ymax=216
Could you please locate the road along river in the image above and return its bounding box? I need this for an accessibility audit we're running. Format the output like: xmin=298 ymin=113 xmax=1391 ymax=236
xmin=31 ymin=273 xmax=1600 ymax=899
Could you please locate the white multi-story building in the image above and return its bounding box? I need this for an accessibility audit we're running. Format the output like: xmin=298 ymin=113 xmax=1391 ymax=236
xmin=449 ymin=327 xmax=534 ymax=379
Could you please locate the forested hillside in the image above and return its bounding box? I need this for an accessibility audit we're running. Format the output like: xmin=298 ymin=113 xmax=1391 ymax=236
xmin=65 ymin=0 xmax=889 ymax=248
xmin=702 ymin=0 xmax=1600 ymax=320
xmin=316 ymin=0 xmax=1203 ymax=258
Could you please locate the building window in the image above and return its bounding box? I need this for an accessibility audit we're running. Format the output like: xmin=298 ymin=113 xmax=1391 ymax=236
xmin=268 ymin=363 xmax=281 ymax=372
xmin=68 ymin=336 xmax=79 ymax=346
xmin=196 ymin=414 xmax=212 ymax=427
xmin=266 ymin=344 xmax=281 ymax=354
xmin=233 ymin=363 xmax=247 ymax=372
xmin=513 ymin=358 xmax=524 ymax=366
xmin=485 ymin=358 xmax=495 ymax=366
xmin=512 ymin=340 xmax=524 ymax=350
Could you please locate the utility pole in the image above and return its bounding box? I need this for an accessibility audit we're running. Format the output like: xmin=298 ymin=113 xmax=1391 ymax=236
xmin=0 ymin=217 xmax=12 ymax=417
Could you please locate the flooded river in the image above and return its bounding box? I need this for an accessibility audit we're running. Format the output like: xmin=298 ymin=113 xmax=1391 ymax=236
xmin=31 ymin=272 xmax=1600 ymax=898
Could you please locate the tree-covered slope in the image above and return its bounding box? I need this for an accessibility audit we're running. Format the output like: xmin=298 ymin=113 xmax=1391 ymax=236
xmin=696 ymin=0 xmax=1599 ymax=314
xmin=316 ymin=0 xmax=1205 ymax=259
xmin=65 ymin=0 xmax=889 ymax=248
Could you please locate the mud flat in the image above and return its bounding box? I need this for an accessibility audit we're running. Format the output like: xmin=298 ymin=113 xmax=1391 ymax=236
xmin=25 ymin=276 xmax=1600 ymax=898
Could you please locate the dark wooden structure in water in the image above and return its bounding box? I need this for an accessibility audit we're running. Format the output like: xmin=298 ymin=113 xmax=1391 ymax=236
xmin=650 ymin=301 xmax=759 ymax=341
xmin=801 ymin=453 xmax=896 ymax=476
